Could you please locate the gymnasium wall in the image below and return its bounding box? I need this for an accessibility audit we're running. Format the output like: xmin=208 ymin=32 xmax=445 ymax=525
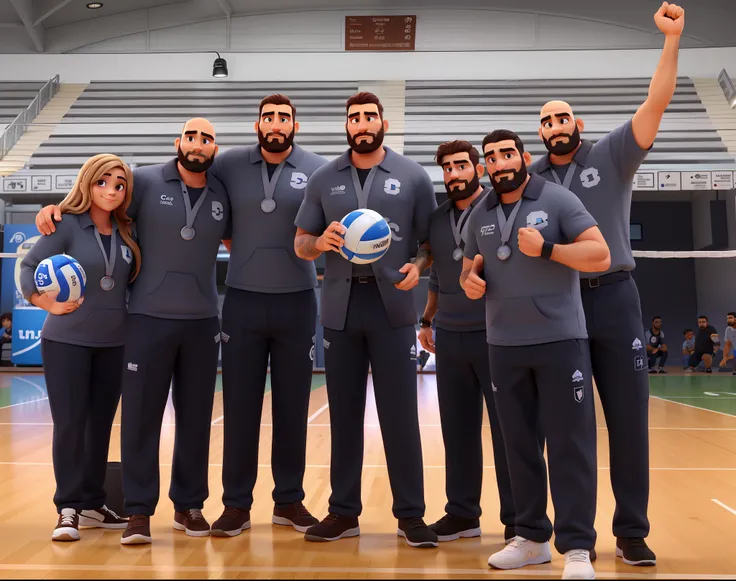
xmin=691 ymin=194 xmax=736 ymax=332
xmin=631 ymin=201 xmax=696 ymax=341
xmin=0 ymin=47 xmax=733 ymax=83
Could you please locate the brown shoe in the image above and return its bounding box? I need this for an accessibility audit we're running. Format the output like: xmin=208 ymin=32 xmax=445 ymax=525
xmin=52 ymin=508 xmax=80 ymax=542
xmin=120 ymin=514 xmax=151 ymax=545
xmin=173 ymin=509 xmax=210 ymax=537
xmin=304 ymin=513 xmax=360 ymax=542
xmin=79 ymin=505 xmax=128 ymax=529
xmin=273 ymin=502 xmax=319 ymax=533
xmin=211 ymin=507 xmax=251 ymax=537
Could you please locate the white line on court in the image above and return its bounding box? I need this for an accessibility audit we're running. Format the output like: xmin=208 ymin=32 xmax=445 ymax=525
xmin=711 ymin=498 xmax=736 ymax=517
xmin=0 ymin=563 xmax=731 ymax=579
xmin=307 ymin=403 xmax=329 ymax=424
xmin=2 ymin=461 xmax=735 ymax=471
xmin=4 ymin=422 xmax=736 ymax=432
xmin=0 ymin=397 xmax=48 ymax=410
xmin=651 ymin=395 xmax=736 ymax=418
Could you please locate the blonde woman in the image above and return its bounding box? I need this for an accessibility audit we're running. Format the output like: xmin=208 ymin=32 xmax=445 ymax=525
xmin=19 ymin=154 xmax=141 ymax=542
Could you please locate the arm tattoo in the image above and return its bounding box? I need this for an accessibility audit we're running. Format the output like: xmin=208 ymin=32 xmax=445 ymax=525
xmin=295 ymin=233 xmax=322 ymax=261
xmin=413 ymin=242 xmax=433 ymax=272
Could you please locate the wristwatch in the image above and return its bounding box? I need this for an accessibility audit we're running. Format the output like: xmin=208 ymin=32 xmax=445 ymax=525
xmin=419 ymin=316 xmax=432 ymax=328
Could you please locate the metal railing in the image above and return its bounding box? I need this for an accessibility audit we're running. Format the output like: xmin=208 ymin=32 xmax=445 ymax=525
xmin=0 ymin=75 xmax=60 ymax=160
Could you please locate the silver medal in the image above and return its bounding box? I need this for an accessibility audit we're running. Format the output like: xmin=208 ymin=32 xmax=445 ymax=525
xmin=181 ymin=226 xmax=195 ymax=240
xmin=497 ymin=245 xmax=512 ymax=261
xmin=452 ymin=247 xmax=463 ymax=262
xmin=100 ymin=276 xmax=115 ymax=291
xmin=261 ymin=198 xmax=277 ymax=213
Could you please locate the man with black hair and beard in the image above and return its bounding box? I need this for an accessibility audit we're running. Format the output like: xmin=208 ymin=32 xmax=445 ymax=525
xmin=461 ymin=129 xmax=610 ymax=579
xmin=33 ymin=117 xmax=232 ymax=544
xmin=528 ymin=3 xmax=685 ymax=567
xmin=418 ymin=140 xmax=516 ymax=544
xmin=207 ymin=94 xmax=327 ymax=538
xmin=294 ymin=91 xmax=438 ymax=548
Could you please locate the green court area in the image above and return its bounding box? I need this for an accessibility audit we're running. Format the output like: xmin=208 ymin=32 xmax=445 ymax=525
xmin=213 ymin=373 xmax=326 ymax=395
xmin=648 ymin=373 xmax=736 ymax=416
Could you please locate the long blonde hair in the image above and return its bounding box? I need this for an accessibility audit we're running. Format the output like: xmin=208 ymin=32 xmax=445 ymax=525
xmin=58 ymin=153 xmax=141 ymax=281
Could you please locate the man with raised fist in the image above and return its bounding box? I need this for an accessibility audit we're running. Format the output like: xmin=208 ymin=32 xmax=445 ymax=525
xmin=529 ymin=2 xmax=685 ymax=566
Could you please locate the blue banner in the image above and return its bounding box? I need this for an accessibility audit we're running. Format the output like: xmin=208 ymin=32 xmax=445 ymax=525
xmin=2 ymin=225 xmax=46 ymax=365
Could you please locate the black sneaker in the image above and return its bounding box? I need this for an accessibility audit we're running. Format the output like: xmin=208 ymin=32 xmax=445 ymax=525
xmin=397 ymin=517 xmax=438 ymax=548
xmin=648 ymin=369 xmax=657 ymax=374
xmin=658 ymin=368 xmax=667 ymax=374
xmin=616 ymin=537 xmax=656 ymax=566
xmin=304 ymin=513 xmax=360 ymax=542
xmin=429 ymin=513 xmax=481 ymax=542
xmin=706 ymin=368 xmax=713 ymax=374
xmin=273 ymin=502 xmax=319 ymax=533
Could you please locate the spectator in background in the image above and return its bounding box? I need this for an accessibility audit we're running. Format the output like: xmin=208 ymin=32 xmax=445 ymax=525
xmin=719 ymin=312 xmax=736 ymax=376
xmin=681 ymin=329 xmax=695 ymax=369
xmin=687 ymin=316 xmax=719 ymax=374
xmin=645 ymin=316 xmax=667 ymax=374
xmin=0 ymin=313 xmax=12 ymax=367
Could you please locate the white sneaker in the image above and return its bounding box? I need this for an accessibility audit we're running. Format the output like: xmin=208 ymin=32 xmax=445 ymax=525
xmin=488 ymin=536 xmax=552 ymax=569
xmin=52 ymin=508 xmax=80 ymax=542
xmin=562 ymin=549 xmax=595 ymax=579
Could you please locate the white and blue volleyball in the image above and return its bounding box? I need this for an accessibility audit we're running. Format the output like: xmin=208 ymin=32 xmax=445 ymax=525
xmin=34 ymin=254 xmax=87 ymax=303
xmin=339 ymin=209 xmax=392 ymax=264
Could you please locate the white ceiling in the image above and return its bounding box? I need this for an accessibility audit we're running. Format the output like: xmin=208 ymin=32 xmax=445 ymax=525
xmin=0 ymin=0 xmax=734 ymax=53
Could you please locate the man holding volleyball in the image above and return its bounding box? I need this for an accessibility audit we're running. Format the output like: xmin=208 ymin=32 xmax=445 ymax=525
xmin=294 ymin=91 xmax=438 ymax=547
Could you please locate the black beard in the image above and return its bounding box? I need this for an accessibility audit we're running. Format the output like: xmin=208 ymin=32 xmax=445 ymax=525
xmin=446 ymin=173 xmax=480 ymax=203
xmin=347 ymin=126 xmax=385 ymax=154
xmin=177 ymin=147 xmax=214 ymax=173
xmin=491 ymin=161 xmax=529 ymax=195
xmin=258 ymin=128 xmax=294 ymax=153
xmin=543 ymin=125 xmax=581 ymax=156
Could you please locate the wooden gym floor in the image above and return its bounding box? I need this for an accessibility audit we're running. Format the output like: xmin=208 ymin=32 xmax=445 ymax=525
xmin=0 ymin=370 xmax=735 ymax=579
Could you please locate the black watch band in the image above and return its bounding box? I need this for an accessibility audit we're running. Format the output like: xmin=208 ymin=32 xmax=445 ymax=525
xmin=541 ymin=240 xmax=555 ymax=260
xmin=419 ymin=316 xmax=432 ymax=328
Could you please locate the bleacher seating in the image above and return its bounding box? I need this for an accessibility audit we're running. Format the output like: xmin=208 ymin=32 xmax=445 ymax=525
xmin=402 ymin=78 xmax=736 ymax=192
xmin=26 ymin=81 xmax=360 ymax=170
xmin=0 ymin=82 xmax=45 ymax=131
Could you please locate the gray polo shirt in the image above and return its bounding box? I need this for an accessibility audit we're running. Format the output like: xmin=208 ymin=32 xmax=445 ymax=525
xmin=19 ymin=212 xmax=134 ymax=348
xmin=211 ymin=144 xmax=327 ymax=293
xmin=464 ymin=174 xmax=598 ymax=347
xmin=295 ymin=147 xmax=437 ymax=331
xmin=529 ymin=119 xmax=650 ymax=278
xmin=428 ymin=188 xmax=489 ymax=332
xmin=127 ymin=158 xmax=232 ymax=319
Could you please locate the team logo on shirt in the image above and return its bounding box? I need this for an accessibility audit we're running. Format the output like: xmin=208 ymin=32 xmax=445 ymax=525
xmin=632 ymin=338 xmax=643 ymax=350
xmin=384 ymin=178 xmax=401 ymax=195
xmin=526 ymin=210 xmax=549 ymax=230
xmin=160 ymin=194 xmax=174 ymax=206
xmin=120 ymin=245 xmax=133 ymax=264
xmin=383 ymin=216 xmax=402 ymax=242
xmin=212 ymin=201 xmax=224 ymax=221
xmin=572 ymin=369 xmax=584 ymax=383
xmin=580 ymin=167 xmax=601 ymax=189
xmin=480 ymin=224 xmax=496 ymax=236
xmin=330 ymin=185 xmax=347 ymax=195
xmin=409 ymin=345 xmax=417 ymax=360
xmin=290 ymin=172 xmax=308 ymax=189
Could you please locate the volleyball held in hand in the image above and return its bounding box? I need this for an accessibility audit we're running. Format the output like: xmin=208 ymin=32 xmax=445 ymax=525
xmin=339 ymin=209 xmax=392 ymax=264
xmin=34 ymin=255 xmax=87 ymax=303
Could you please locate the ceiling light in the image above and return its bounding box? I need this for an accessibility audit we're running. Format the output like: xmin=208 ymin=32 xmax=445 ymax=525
xmin=212 ymin=53 xmax=228 ymax=78
xmin=86 ymin=2 xmax=103 ymax=9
